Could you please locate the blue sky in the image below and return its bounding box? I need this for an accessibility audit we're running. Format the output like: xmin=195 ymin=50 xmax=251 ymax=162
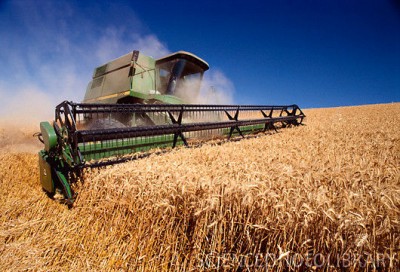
xmin=0 ymin=0 xmax=399 ymax=121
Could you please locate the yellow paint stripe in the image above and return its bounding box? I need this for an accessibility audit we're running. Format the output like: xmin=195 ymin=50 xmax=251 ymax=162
xmin=84 ymin=90 xmax=131 ymax=103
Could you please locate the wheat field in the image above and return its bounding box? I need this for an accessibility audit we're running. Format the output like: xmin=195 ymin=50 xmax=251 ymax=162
xmin=0 ymin=103 xmax=399 ymax=271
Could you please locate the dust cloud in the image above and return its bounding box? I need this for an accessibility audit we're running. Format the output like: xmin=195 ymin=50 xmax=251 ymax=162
xmin=175 ymin=70 xmax=235 ymax=104
xmin=0 ymin=85 xmax=55 ymax=153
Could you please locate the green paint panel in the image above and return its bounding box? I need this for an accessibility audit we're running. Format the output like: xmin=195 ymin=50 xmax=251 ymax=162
xmin=40 ymin=121 xmax=57 ymax=152
xmin=239 ymin=124 xmax=265 ymax=134
xmin=38 ymin=150 xmax=54 ymax=193
xmin=130 ymin=54 xmax=156 ymax=93
xmin=55 ymin=170 xmax=73 ymax=201
xmin=79 ymin=134 xmax=183 ymax=161
xmin=84 ymin=51 xmax=157 ymax=103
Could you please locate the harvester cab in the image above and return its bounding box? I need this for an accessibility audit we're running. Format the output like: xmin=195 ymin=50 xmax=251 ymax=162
xmin=84 ymin=51 xmax=209 ymax=105
xmin=37 ymin=50 xmax=305 ymax=206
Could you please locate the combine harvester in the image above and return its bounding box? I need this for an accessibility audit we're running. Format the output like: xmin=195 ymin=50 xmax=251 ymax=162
xmin=37 ymin=50 xmax=305 ymax=205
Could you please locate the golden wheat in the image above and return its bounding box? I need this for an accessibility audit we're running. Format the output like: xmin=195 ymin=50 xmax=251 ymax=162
xmin=0 ymin=103 xmax=399 ymax=271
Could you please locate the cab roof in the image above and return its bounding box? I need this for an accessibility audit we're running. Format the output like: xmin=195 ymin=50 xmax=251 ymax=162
xmin=156 ymin=51 xmax=209 ymax=71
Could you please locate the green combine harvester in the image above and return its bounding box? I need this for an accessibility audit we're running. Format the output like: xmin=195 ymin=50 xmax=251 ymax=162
xmin=37 ymin=50 xmax=305 ymax=206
